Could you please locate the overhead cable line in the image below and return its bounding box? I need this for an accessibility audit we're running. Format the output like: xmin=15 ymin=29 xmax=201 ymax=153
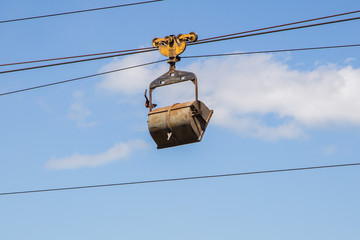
xmin=1 ymin=162 xmax=359 ymax=196
xmin=196 ymin=9 xmax=360 ymax=43
xmin=0 ymin=48 xmax=157 ymax=75
xmin=2 ymin=16 xmax=358 ymax=76
xmin=0 ymin=60 xmax=166 ymax=97
xmin=0 ymin=47 xmax=155 ymax=67
xmin=1 ymin=9 xmax=359 ymax=69
xmin=191 ymin=16 xmax=360 ymax=46
xmin=0 ymin=43 xmax=359 ymax=97
xmin=0 ymin=0 xmax=164 ymax=24
xmin=182 ymin=43 xmax=360 ymax=59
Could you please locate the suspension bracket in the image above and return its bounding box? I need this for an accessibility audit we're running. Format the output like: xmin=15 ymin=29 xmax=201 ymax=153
xmin=152 ymin=32 xmax=198 ymax=65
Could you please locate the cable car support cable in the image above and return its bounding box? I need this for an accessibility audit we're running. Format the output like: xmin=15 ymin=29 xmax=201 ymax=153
xmin=0 ymin=46 xmax=156 ymax=67
xmin=0 ymin=48 xmax=156 ymax=75
xmin=196 ymin=9 xmax=360 ymax=43
xmin=0 ymin=43 xmax=359 ymax=97
xmin=191 ymin=16 xmax=360 ymax=46
xmin=0 ymin=60 xmax=166 ymax=97
xmin=1 ymin=9 xmax=359 ymax=70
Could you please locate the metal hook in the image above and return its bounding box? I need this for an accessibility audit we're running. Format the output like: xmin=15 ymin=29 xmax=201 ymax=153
xmin=144 ymin=89 xmax=157 ymax=109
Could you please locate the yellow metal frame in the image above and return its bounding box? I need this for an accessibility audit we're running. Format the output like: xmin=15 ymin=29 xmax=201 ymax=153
xmin=152 ymin=32 xmax=198 ymax=63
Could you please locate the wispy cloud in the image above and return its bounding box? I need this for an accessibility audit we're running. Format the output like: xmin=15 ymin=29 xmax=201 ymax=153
xmin=45 ymin=140 xmax=148 ymax=170
xmin=97 ymin=52 xmax=360 ymax=140
xmin=68 ymin=91 xmax=97 ymax=127
xmin=323 ymin=145 xmax=337 ymax=156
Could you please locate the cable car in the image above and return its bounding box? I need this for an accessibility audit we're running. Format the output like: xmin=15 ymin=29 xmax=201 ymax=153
xmin=145 ymin=33 xmax=213 ymax=149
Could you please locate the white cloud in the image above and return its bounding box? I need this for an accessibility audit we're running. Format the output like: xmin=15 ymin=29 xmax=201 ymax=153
xmin=97 ymin=52 xmax=360 ymax=140
xmin=97 ymin=52 xmax=168 ymax=95
xmin=69 ymin=91 xmax=97 ymax=127
xmin=45 ymin=140 xmax=148 ymax=170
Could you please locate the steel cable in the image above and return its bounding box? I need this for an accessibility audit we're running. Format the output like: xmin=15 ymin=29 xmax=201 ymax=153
xmin=0 ymin=60 xmax=166 ymax=97
xmin=1 ymin=162 xmax=359 ymax=196
xmin=1 ymin=43 xmax=360 ymax=97
xmin=191 ymin=16 xmax=360 ymax=46
xmin=182 ymin=44 xmax=360 ymax=59
xmin=0 ymin=49 xmax=156 ymax=74
xmin=1 ymin=9 xmax=359 ymax=70
xmin=196 ymin=9 xmax=360 ymax=43
xmin=0 ymin=47 xmax=155 ymax=67
xmin=0 ymin=0 xmax=164 ymax=24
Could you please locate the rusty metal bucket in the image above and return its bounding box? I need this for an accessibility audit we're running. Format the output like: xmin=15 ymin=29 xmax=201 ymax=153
xmin=146 ymin=68 xmax=213 ymax=149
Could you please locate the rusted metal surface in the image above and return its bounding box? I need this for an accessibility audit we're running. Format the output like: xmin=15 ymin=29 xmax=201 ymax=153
xmin=148 ymin=100 xmax=213 ymax=149
xmin=152 ymin=32 xmax=198 ymax=63
xmin=146 ymin=68 xmax=213 ymax=149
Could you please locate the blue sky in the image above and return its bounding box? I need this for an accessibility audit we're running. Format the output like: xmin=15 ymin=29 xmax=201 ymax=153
xmin=1 ymin=0 xmax=360 ymax=239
